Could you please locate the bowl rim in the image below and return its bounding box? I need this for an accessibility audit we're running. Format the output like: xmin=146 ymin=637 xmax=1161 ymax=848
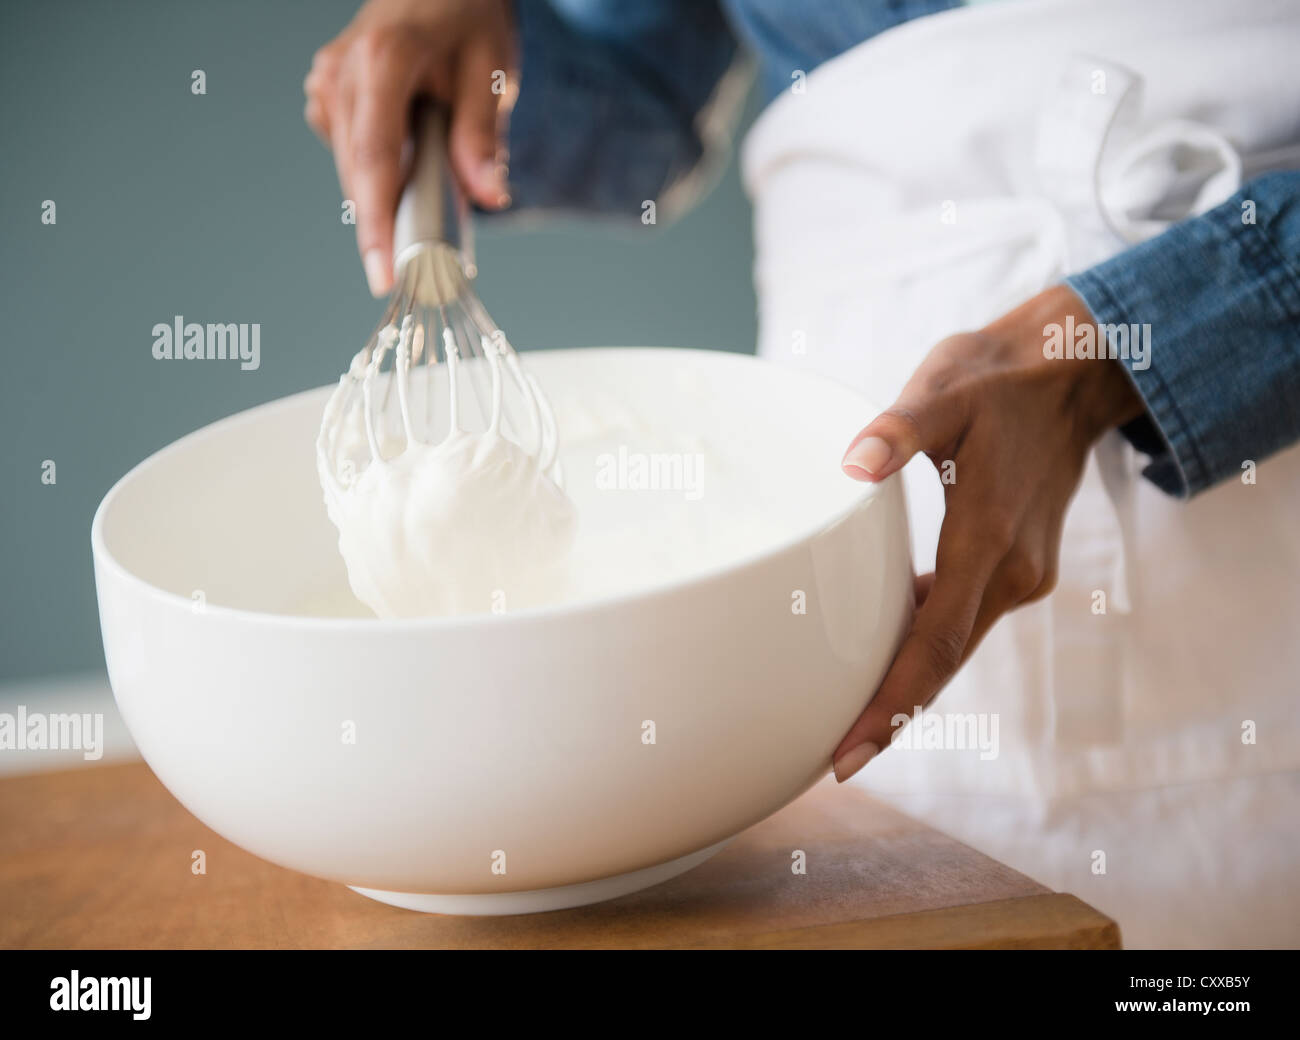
xmin=91 ymin=346 xmax=894 ymax=632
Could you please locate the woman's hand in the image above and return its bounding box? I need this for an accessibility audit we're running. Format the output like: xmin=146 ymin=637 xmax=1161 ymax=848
xmin=833 ymin=284 xmax=1146 ymax=782
xmin=304 ymin=0 xmax=516 ymax=296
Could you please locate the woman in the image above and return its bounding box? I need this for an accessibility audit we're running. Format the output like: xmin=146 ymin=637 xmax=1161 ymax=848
xmin=305 ymin=0 xmax=1300 ymax=947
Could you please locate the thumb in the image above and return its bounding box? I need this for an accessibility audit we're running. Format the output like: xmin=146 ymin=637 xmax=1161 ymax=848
xmin=841 ymin=393 xmax=968 ymax=483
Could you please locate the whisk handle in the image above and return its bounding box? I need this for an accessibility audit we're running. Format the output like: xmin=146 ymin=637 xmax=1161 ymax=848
xmin=393 ymin=101 xmax=469 ymax=274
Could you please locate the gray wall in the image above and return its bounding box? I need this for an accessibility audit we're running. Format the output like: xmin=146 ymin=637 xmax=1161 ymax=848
xmin=0 ymin=0 xmax=758 ymax=683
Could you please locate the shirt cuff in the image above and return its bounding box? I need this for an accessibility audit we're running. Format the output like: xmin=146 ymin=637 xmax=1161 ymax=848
xmin=1066 ymin=171 xmax=1300 ymax=498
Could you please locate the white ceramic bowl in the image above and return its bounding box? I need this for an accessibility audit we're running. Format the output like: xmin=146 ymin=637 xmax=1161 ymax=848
xmin=92 ymin=348 xmax=912 ymax=914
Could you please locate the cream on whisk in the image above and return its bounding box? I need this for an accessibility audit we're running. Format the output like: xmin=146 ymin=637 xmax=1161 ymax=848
xmin=317 ymin=316 xmax=577 ymax=619
xmin=326 ymin=429 xmax=575 ymax=618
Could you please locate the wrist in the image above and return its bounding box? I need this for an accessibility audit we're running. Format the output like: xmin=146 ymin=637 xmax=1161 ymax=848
xmin=986 ymin=284 xmax=1146 ymax=441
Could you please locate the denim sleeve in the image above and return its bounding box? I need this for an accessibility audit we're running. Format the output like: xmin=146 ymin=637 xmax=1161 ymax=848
xmin=1066 ymin=171 xmax=1300 ymax=498
xmin=504 ymin=0 xmax=741 ymax=218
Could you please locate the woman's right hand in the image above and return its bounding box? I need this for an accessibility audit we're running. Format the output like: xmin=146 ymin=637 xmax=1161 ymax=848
xmin=304 ymin=0 xmax=516 ymax=296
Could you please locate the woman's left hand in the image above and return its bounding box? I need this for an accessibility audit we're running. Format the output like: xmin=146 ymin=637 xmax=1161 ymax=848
xmin=833 ymin=284 xmax=1146 ymax=782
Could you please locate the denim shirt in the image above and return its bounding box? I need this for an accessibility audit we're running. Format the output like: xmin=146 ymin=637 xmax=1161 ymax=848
xmin=505 ymin=0 xmax=1300 ymax=499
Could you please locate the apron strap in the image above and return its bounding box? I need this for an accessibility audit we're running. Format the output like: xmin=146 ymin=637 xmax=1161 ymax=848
xmin=1035 ymin=54 xmax=1244 ymax=260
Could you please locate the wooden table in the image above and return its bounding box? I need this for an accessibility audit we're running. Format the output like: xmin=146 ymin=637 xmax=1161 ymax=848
xmin=0 ymin=762 xmax=1119 ymax=949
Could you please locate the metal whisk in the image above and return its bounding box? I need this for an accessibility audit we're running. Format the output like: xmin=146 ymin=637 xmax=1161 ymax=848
xmin=318 ymin=102 xmax=561 ymax=497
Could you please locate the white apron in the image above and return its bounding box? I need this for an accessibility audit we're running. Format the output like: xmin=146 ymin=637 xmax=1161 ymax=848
xmin=743 ymin=0 xmax=1300 ymax=948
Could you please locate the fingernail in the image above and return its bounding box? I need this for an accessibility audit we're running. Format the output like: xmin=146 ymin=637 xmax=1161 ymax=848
xmin=843 ymin=436 xmax=892 ymax=478
xmin=833 ymin=741 xmax=879 ymax=783
xmin=363 ymin=249 xmax=390 ymax=297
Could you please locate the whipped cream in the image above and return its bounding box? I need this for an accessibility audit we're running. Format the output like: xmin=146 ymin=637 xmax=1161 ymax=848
xmin=315 ymin=351 xmax=849 ymax=621
xmin=317 ymin=325 xmax=577 ymax=618
xmin=324 ymin=429 xmax=576 ymax=617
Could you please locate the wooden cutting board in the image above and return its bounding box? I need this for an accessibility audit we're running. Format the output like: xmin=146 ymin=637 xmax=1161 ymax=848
xmin=0 ymin=762 xmax=1119 ymax=949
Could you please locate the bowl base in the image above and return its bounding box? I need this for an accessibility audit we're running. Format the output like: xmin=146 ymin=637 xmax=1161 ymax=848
xmin=348 ymin=840 xmax=729 ymax=916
